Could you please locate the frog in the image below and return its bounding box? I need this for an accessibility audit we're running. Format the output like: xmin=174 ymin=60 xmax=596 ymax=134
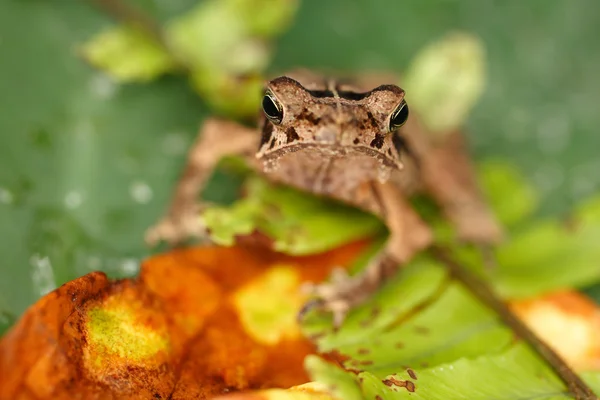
xmin=145 ymin=71 xmax=502 ymax=327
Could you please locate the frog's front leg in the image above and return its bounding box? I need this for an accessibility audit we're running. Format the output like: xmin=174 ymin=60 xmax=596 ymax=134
xmin=303 ymin=181 xmax=432 ymax=327
xmin=145 ymin=118 xmax=258 ymax=246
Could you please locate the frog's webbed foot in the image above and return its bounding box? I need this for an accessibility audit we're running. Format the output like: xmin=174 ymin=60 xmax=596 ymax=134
xmin=145 ymin=203 xmax=209 ymax=246
xmin=299 ymin=254 xmax=400 ymax=329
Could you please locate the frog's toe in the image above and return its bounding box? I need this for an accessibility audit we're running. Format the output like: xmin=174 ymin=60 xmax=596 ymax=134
xmin=298 ymin=270 xmax=369 ymax=329
xmin=298 ymin=253 xmax=401 ymax=329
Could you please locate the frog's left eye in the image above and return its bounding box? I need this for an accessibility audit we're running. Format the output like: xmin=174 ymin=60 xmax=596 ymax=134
xmin=389 ymin=100 xmax=409 ymax=131
xmin=262 ymin=92 xmax=283 ymax=124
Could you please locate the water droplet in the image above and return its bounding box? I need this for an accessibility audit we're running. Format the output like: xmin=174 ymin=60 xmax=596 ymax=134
xmin=162 ymin=131 xmax=189 ymax=156
xmin=0 ymin=187 xmax=14 ymax=205
xmin=30 ymin=254 xmax=56 ymax=296
xmin=119 ymin=258 xmax=139 ymax=275
xmin=89 ymin=73 xmax=118 ymax=100
xmin=64 ymin=190 xmax=83 ymax=209
xmin=130 ymin=181 xmax=153 ymax=204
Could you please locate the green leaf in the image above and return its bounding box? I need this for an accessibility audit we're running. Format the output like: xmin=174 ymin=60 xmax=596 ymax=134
xmin=306 ymin=278 xmax=600 ymax=399
xmin=81 ymin=25 xmax=175 ymax=82
xmin=304 ymin=259 xmax=513 ymax=374
xmin=167 ymin=0 xmax=260 ymax=72
xmin=494 ymin=195 xmax=600 ymax=298
xmin=227 ymin=0 xmax=300 ymax=37
xmin=305 ymin=355 xmax=363 ymax=400
xmin=301 ymin=245 xmax=600 ymax=398
xmin=167 ymin=0 xmax=298 ymax=73
xmin=358 ymin=344 xmax=600 ymax=399
xmin=478 ymin=160 xmax=539 ymax=229
xmin=202 ymin=175 xmax=387 ymax=255
xmin=302 ymin=258 xmax=448 ymax=350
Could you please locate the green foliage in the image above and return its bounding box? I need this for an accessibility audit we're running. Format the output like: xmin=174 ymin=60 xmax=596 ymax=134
xmin=81 ymin=26 xmax=175 ymax=82
xmin=494 ymin=197 xmax=600 ymax=298
xmin=203 ymin=176 xmax=386 ymax=255
xmin=477 ymin=160 xmax=539 ymax=229
xmin=305 ymin=355 xmax=363 ymax=400
xmin=80 ymin=0 xmax=298 ymax=117
xmin=476 ymin=161 xmax=600 ymax=298
xmin=319 ymin=344 xmax=600 ymax=399
xmin=302 ymin=256 xmax=600 ymax=399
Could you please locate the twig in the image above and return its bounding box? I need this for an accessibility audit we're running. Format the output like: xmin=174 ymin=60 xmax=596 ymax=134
xmin=430 ymin=245 xmax=598 ymax=400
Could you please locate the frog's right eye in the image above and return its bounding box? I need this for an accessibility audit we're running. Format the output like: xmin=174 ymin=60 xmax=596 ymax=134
xmin=262 ymin=92 xmax=283 ymax=124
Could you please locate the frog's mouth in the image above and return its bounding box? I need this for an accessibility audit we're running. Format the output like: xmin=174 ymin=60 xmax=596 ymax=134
xmin=257 ymin=142 xmax=403 ymax=183
xmin=258 ymin=142 xmax=401 ymax=167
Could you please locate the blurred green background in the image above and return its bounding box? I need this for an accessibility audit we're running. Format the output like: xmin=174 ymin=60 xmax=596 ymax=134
xmin=1 ymin=0 xmax=599 ymax=327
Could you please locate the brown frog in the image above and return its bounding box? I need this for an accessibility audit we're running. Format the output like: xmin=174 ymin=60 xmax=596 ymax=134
xmin=145 ymin=72 xmax=502 ymax=326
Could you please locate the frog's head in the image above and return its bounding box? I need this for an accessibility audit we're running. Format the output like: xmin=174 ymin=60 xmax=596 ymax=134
xmin=256 ymin=76 xmax=409 ymax=176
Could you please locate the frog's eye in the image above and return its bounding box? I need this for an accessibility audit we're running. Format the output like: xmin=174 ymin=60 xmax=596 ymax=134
xmin=389 ymin=100 xmax=409 ymax=131
xmin=262 ymin=92 xmax=283 ymax=124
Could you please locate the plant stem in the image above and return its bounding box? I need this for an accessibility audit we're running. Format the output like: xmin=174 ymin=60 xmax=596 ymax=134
xmin=430 ymin=245 xmax=598 ymax=400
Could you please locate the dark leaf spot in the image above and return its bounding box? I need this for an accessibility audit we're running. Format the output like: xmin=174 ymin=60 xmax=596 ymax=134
xmin=382 ymin=377 xmax=416 ymax=392
xmin=407 ymin=368 xmax=417 ymax=380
